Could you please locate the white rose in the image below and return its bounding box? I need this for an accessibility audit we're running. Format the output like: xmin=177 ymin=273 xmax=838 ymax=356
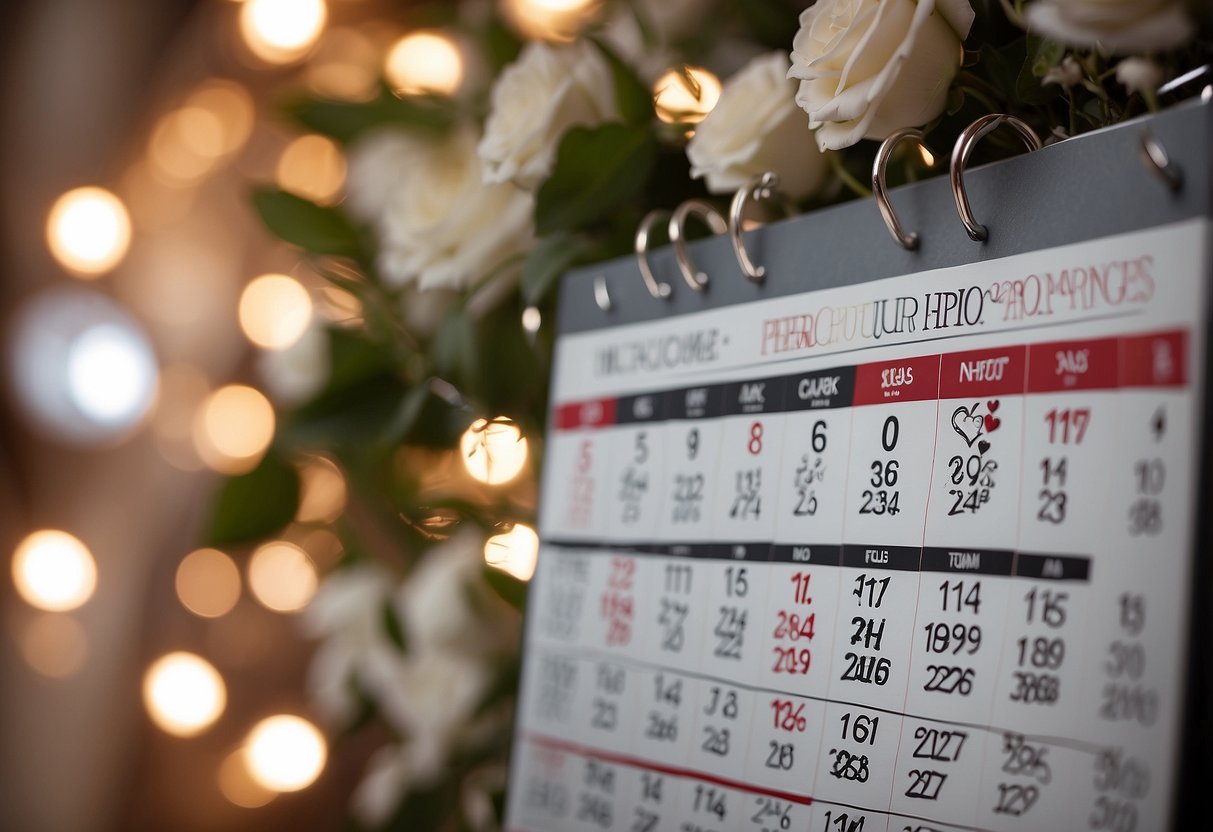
xmin=478 ymin=40 xmax=620 ymax=190
xmin=1025 ymin=0 xmax=1193 ymax=55
xmin=1115 ymin=56 xmax=1164 ymax=95
xmin=788 ymin=0 xmax=976 ymax=151
xmin=687 ymin=52 xmax=827 ymax=200
xmin=1042 ymin=55 xmax=1084 ymax=89
xmin=349 ymin=127 xmax=534 ymax=291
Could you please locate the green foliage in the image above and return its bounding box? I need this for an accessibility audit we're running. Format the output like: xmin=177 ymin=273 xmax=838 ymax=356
xmin=534 ymin=123 xmax=658 ymax=234
xmin=204 ymin=451 xmax=301 ymax=547
xmin=590 ymin=38 xmax=655 ymax=125
xmin=521 ymin=233 xmax=599 ymax=306
xmin=283 ymin=91 xmax=456 ymax=144
xmin=252 ymin=188 xmax=362 ymax=257
xmin=482 ymin=565 xmax=527 ymax=612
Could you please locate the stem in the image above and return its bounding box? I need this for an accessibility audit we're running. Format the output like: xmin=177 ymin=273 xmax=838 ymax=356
xmin=829 ymin=152 xmax=872 ymax=198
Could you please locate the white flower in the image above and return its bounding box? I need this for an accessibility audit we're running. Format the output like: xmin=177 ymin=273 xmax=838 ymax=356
xmin=1042 ymin=55 xmax=1084 ymax=89
xmin=256 ymin=318 xmax=329 ymax=405
xmin=347 ymin=127 xmax=534 ymax=291
xmin=687 ymin=52 xmax=827 ymax=200
xmin=478 ymin=40 xmax=620 ymax=190
xmin=1025 ymin=0 xmax=1194 ymax=55
xmin=1115 ymin=56 xmax=1164 ymax=96
xmin=788 ymin=0 xmax=976 ymax=151
xmin=600 ymin=0 xmax=711 ymax=81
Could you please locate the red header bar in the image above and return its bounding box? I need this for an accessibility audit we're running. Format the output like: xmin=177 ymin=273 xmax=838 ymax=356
xmin=1027 ymin=336 xmax=1119 ymax=393
xmin=554 ymin=397 xmax=617 ymax=430
xmin=940 ymin=345 xmax=1027 ymax=399
xmin=853 ymin=354 xmax=941 ymax=406
xmin=1121 ymin=329 xmax=1187 ymax=388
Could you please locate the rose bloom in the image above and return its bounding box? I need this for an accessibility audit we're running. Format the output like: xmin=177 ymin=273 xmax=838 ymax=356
xmin=687 ymin=51 xmax=827 ymax=200
xmin=347 ymin=127 xmax=534 ymax=291
xmin=1025 ymin=0 xmax=1193 ymax=55
xmin=788 ymin=0 xmax=975 ymax=151
xmin=478 ymin=39 xmax=619 ymax=190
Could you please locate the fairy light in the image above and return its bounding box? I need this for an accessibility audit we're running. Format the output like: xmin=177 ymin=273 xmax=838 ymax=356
xmin=385 ymin=31 xmax=464 ymax=96
xmin=243 ymin=715 xmax=327 ymax=792
xmin=46 ymin=187 xmax=131 ymax=276
xmin=18 ymin=613 xmax=89 ymax=678
xmin=194 ymin=385 xmax=276 ymax=474
xmin=176 ymin=548 xmax=241 ymax=619
xmin=275 ymin=135 xmax=346 ymax=204
xmin=484 ymin=523 xmax=539 ymax=581
xmin=295 ymin=456 xmax=347 ymax=524
xmin=238 ymin=274 xmax=314 ymax=350
xmin=459 ymin=417 xmax=529 ymax=485
xmin=143 ymin=652 xmax=227 ymax=737
xmin=654 ymin=66 xmax=722 ymax=126
xmin=501 ymin=0 xmax=600 ymax=42
xmin=248 ymin=541 xmax=318 ymax=613
xmin=218 ymin=748 xmax=277 ymax=808
xmin=11 ymin=530 xmax=97 ymax=612
xmin=240 ymin=0 xmax=327 ymax=64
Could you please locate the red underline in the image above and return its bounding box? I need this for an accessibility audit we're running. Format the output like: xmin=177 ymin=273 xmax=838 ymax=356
xmin=522 ymin=731 xmax=814 ymax=807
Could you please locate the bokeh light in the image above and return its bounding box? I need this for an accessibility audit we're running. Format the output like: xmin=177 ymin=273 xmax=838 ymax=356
xmin=11 ymin=530 xmax=97 ymax=612
xmin=238 ymin=274 xmax=314 ymax=350
xmin=654 ymin=66 xmax=722 ymax=126
xmin=46 ymin=187 xmax=132 ymax=276
xmin=385 ymin=31 xmax=464 ymax=96
xmin=304 ymin=27 xmax=380 ymax=102
xmin=275 ymin=135 xmax=346 ymax=204
xmin=243 ymin=715 xmax=327 ymax=792
xmin=185 ymin=80 xmax=255 ymax=157
xmin=501 ymin=0 xmax=600 ymax=42
xmin=193 ymin=385 xmax=276 ymax=474
xmin=295 ymin=456 xmax=347 ymax=524
xmin=459 ymin=417 xmax=529 ymax=485
xmin=17 ymin=613 xmax=89 ymax=678
xmin=219 ymin=748 xmax=277 ymax=809
xmin=143 ymin=652 xmax=227 ymax=737
xmin=241 ymin=0 xmax=327 ymax=64
xmin=149 ymin=108 xmax=224 ymax=184
xmin=176 ymin=548 xmax=241 ymax=618
xmin=8 ymin=287 xmax=159 ymax=444
xmin=484 ymin=523 xmax=539 ymax=581
xmin=150 ymin=363 xmax=211 ymax=472
xmin=248 ymin=541 xmax=318 ymax=613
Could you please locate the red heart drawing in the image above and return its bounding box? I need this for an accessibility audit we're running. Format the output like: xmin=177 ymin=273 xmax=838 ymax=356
xmin=987 ymin=400 xmax=1000 ymax=413
xmin=984 ymin=414 xmax=1001 ymax=433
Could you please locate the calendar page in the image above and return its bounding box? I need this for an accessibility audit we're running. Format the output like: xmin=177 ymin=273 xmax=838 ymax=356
xmin=506 ymin=214 xmax=1208 ymax=832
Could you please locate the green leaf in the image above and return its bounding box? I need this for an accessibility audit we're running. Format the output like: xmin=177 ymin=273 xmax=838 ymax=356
xmin=590 ymin=38 xmax=654 ymax=125
xmin=535 ymin=124 xmax=657 ymax=235
xmin=251 ymin=188 xmax=361 ymax=257
xmin=521 ymin=233 xmax=597 ymax=305
xmin=431 ymin=309 xmax=477 ymax=381
xmin=282 ymin=92 xmax=454 ymax=144
xmin=482 ymin=565 xmax=528 ymax=612
xmin=204 ymin=452 xmax=301 ymax=546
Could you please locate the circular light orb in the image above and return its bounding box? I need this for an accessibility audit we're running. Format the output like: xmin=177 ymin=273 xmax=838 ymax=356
xmin=219 ymin=748 xmax=277 ymax=809
xmin=248 ymin=541 xmax=317 ymax=613
xmin=143 ymin=652 xmax=227 ymax=737
xmin=241 ymin=0 xmax=327 ymax=64
xmin=46 ymin=187 xmax=131 ymax=276
xmin=176 ymin=548 xmax=241 ymax=618
xmin=12 ymin=530 xmax=97 ymax=612
xmin=521 ymin=306 xmax=541 ymax=334
xmin=295 ymin=456 xmax=346 ymax=524
xmin=8 ymin=287 xmax=159 ymax=445
xmin=385 ymin=31 xmax=464 ymax=97
xmin=185 ymin=80 xmax=254 ymax=156
xmin=243 ymin=715 xmax=327 ymax=792
xmin=501 ymin=0 xmax=600 ymax=42
xmin=654 ymin=66 xmax=722 ymax=126
xmin=275 ymin=136 xmax=346 ymax=204
xmin=459 ymin=417 xmax=529 ymax=485
xmin=484 ymin=523 xmax=539 ymax=581
xmin=193 ymin=385 xmax=275 ymax=474
xmin=18 ymin=613 xmax=89 ymax=678
xmin=238 ymin=274 xmax=314 ymax=350
xmin=304 ymin=28 xmax=379 ymax=102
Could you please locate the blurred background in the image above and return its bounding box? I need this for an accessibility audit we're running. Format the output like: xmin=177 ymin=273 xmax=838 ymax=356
xmin=0 ymin=1 xmax=469 ymax=829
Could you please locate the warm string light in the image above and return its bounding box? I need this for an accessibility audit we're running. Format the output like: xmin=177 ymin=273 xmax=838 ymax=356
xmin=17 ymin=613 xmax=89 ymax=679
xmin=295 ymin=456 xmax=347 ymax=524
xmin=385 ymin=31 xmax=464 ymax=96
xmin=500 ymin=0 xmax=600 ymax=42
xmin=459 ymin=417 xmax=529 ymax=485
xmin=193 ymin=384 xmax=276 ymax=474
xmin=240 ymin=0 xmax=328 ymax=64
xmin=46 ymin=187 xmax=132 ymax=276
xmin=247 ymin=541 xmax=318 ymax=613
xmin=218 ymin=748 xmax=277 ymax=808
xmin=654 ymin=66 xmax=722 ymax=127
xmin=11 ymin=530 xmax=97 ymax=612
xmin=243 ymin=715 xmax=327 ymax=792
xmin=238 ymin=274 xmax=314 ymax=350
xmin=275 ymin=135 xmax=346 ymax=204
xmin=176 ymin=548 xmax=242 ymax=618
xmin=484 ymin=523 xmax=539 ymax=581
xmin=143 ymin=652 xmax=227 ymax=737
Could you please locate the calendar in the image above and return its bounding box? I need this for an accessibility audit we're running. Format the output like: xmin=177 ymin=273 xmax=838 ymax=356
xmin=505 ymin=101 xmax=1213 ymax=832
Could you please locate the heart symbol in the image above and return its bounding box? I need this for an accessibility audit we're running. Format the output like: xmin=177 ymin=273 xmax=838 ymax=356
xmin=987 ymin=400 xmax=1000 ymax=414
xmin=984 ymin=414 xmax=1001 ymax=433
xmin=951 ymin=403 xmax=984 ymax=447
xmin=978 ymin=440 xmax=991 ymax=455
